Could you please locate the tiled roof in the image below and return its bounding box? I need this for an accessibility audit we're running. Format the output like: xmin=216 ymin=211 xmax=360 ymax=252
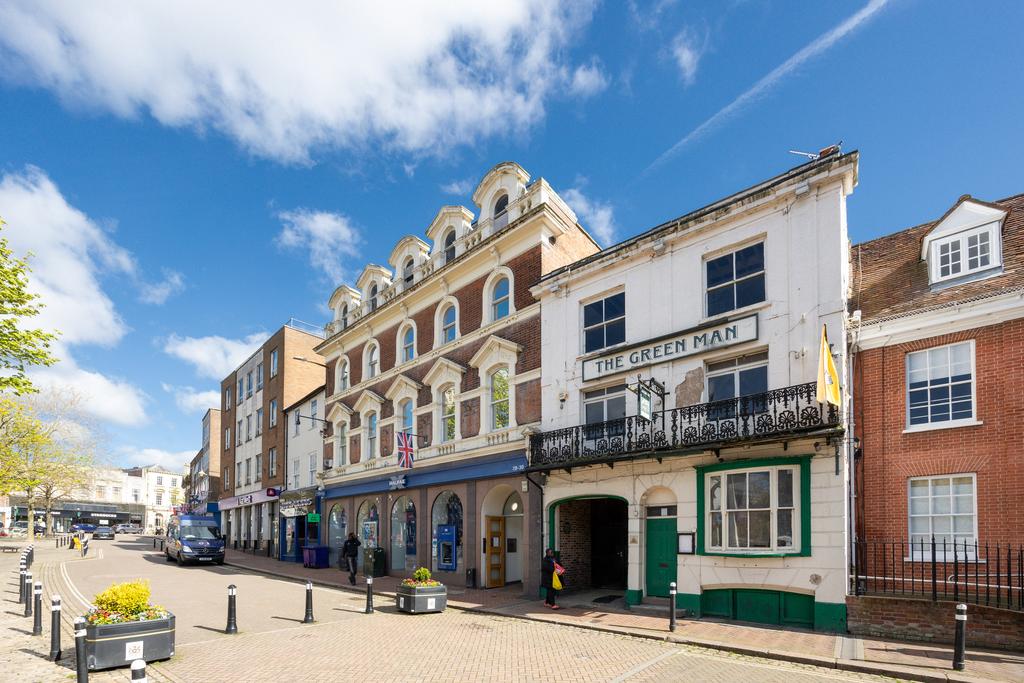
xmin=851 ymin=193 xmax=1024 ymax=323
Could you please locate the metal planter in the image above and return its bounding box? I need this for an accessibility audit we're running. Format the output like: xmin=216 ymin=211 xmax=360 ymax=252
xmin=395 ymin=584 xmax=447 ymax=614
xmin=85 ymin=614 xmax=175 ymax=670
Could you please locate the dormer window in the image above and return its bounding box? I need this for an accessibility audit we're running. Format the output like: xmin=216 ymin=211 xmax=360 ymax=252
xmin=340 ymin=304 xmax=348 ymax=329
xmin=403 ymin=258 xmax=415 ymax=285
xmin=368 ymin=283 xmax=378 ymax=311
xmin=494 ymin=193 xmax=508 ymax=217
xmin=930 ymin=225 xmax=998 ymax=284
xmin=922 ymin=198 xmax=1006 ymax=287
xmin=443 ymin=230 xmax=457 ymax=264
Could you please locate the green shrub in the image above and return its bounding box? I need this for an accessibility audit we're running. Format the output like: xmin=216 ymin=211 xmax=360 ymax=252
xmin=412 ymin=567 xmax=432 ymax=582
xmin=93 ymin=580 xmax=152 ymax=618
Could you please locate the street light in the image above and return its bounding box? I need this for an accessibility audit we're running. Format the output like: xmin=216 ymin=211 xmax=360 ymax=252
xmin=293 ymin=355 xmax=326 ymax=367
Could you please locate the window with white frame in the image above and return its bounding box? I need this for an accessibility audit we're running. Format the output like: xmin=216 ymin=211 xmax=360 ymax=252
xmin=269 ymin=447 xmax=277 ymax=477
xmin=907 ymin=342 xmax=974 ymax=427
xmin=156 ymin=492 xmax=163 ymax=506
xmin=156 ymin=475 xmax=163 ymax=486
xmin=224 ymin=387 xmax=231 ymax=409
xmin=270 ymin=348 xmax=279 ymax=377
xmin=336 ymin=424 xmax=348 ymax=465
xmin=236 ymin=462 xmax=242 ymax=484
xmin=366 ymin=412 xmax=378 ymax=458
xmin=257 ymin=363 xmax=264 ymax=389
xmin=256 ymin=408 xmax=263 ymax=435
xmin=236 ymin=420 xmax=242 ymax=445
xmin=706 ymin=242 xmax=765 ymax=317
xmin=223 ymin=468 xmax=230 ymax=489
xmin=440 ymin=386 xmax=457 ymax=442
xmin=440 ymin=305 xmax=457 ymax=344
xmin=706 ymin=464 xmax=798 ymax=552
xmin=492 ymin=277 xmax=510 ymax=321
xmin=225 ymin=428 xmax=231 ymax=450
xmin=340 ymin=304 xmax=349 ymax=329
xmin=443 ymin=230 xmax=456 ymax=264
xmin=337 ymin=360 xmax=349 ymax=391
xmin=402 ymin=325 xmax=415 ymax=362
xmin=909 ymin=474 xmax=976 ymax=551
xmin=270 ymin=399 xmax=278 ymax=427
xmin=368 ymin=283 xmax=378 ymax=312
xmin=292 ymin=459 xmax=300 ymax=489
xmin=237 ymin=379 xmax=243 ymax=404
xmin=246 ymin=371 xmax=253 ymax=397
xmin=583 ymin=384 xmax=627 ymax=441
xmin=400 ymin=399 xmax=413 ymax=435
xmin=490 ymin=367 xmax=510 ymax=430
xmin=246 ymin=414 xmax=252 ymax=441
xmin=366 ymin=342 xmax=379 ymax=378
xmin=403 ymin=258 xmax=415 ymax=285
xmin=308 ymin=453 xmax=316 ymax=487
xmin=706 ymin=352 xmax=769 ymax=420
xmin=245 ymin=458 xmax=251 ymax=484
xmin=583 ymin=292 xmax=625 ymax=353
xmin=255 ymin=453 xmax=262 ymax=482
xmin=930 ymin=225 xmax=998 ymax=283
xmin=310 ymin=399 xmax=318 ymax=428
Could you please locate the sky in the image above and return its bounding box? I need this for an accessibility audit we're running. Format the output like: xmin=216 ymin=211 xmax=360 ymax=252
xmin=0 ymin=0 xmax=1021 ymax=473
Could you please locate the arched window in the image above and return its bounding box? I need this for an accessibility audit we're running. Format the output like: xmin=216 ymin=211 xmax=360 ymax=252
xmin=340 ymin=304 xmax=348 ymax=329
xmin=403 ymin=258 xmax=415 ymax=285
xmin=366 ymin=412 xmax=378 ymax=459
xmin=441 ymin=305 xmax=457 ymax=344
xmin=401 ymin=325 xmax=415 ymax=363
xmin=368 ymin=283 xmax=378 ymax=312
xmin=327 ymin=504 xmax=347 ymax=567
xmin=400 ymin=399 xmax=414 ymax=435
xmin=440 ymin=386 xmax=456 ymax=442
xmin=366 ymin=343 xmax=379 ymax=379
xmin=390 ymin=496 xmax=416 ymax=572
xmin=492 ymin=277 xmax=510 ymax=321
xmin=431 ymin=490 xmax=463 ymax=572
xmin=494 ymin=193 xmax=509 ymax=217
xmin=490 ymin=367 xmax=510 ymax=430
xmin=356 ymin=500 xmax=379 ymax=549
xmin=336 ymin=359 xmax=349 ymax=391
xmin=443 ymin=230 xmax=456 ymax=264
xmin=503 ymin=491 xmax=523 ymax=516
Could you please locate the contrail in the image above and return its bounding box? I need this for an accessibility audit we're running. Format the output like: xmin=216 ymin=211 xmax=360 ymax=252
xmin=642 ymin=0 xmax=891 ymax=176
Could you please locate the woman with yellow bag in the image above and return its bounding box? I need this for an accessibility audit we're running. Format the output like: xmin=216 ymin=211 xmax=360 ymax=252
xmin=541 ymin=548 xmax=565 ymax=609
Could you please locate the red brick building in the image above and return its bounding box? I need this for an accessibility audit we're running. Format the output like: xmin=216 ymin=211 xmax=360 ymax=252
xmin=849 ymin=193 xmax=1024 ymax=648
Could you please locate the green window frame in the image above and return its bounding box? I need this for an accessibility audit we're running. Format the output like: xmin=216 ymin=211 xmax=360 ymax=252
xmin=696 ymin=455 xmax=811 ymax=558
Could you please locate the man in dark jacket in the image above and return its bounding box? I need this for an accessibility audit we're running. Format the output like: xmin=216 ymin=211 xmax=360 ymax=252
xmin=541 ymin=548 xmax=560 ymax=609
xmin=341 ymin=532 xmax=361 ymax=585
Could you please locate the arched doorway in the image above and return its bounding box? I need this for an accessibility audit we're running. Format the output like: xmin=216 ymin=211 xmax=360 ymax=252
xmin=327 ymin=504 xmax=347 ymax=567
xmin=431 ymin=491 xmax=463 ymax=574
xmin=480 ymin=485 xmax=525 ymax=587
xmin=642 ymin=486 xmax=678 ymax=598
xmin=548 ymin=496 xmax=628 ymax=591
xmin=390 ymin=496 xmax=416 ymax=572
xmin=356 ymin=500 xmax=379 ymax=549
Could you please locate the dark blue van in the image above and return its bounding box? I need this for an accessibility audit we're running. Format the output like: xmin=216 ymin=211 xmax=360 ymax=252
xmin=165 ymin=515 xmax=225 ymax=566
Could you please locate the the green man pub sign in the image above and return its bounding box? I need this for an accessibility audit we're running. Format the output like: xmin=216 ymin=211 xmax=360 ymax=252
xmin=582 ymin=314 xmax=758 ymax=381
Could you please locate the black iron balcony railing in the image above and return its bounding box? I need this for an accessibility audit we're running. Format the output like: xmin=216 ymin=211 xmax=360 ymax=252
xmin=529 ymin=381 xmax=839 ymax=469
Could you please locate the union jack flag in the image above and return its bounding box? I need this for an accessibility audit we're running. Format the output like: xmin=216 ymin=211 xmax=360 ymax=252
xmin=397 ymin=431 xmax=415 ymax=469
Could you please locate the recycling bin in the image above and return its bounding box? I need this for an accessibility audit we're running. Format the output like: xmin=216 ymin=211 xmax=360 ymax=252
xmin=363 ymin=547 xmax=386 ymax=577
xmin=302 ymin=545 xmax=329 ymax=568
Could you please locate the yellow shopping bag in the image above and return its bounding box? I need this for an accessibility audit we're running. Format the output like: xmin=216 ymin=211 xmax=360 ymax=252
xmin=552 ymin=571 xmax=562 ymax=591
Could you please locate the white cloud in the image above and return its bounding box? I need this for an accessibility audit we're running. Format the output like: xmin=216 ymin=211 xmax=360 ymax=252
xmin=562 ymin=186 xmax=617 ymax=246
xmin=117 ymin=446 xmax=194 ymax=471
xmin=138 ymin=269 xmax=185 ymax=305
xmin=0 ymin=2 xmax=598 ymax=163
xmin=161 ymin=383 xmax=219 ymax=414
xmin=277 ymin=208 xmax=361 ymax=282
xmin=646 ymin=0 xmax=891 ymax=173
xmin=33 ymin=345 xmax=148 ymax=426
xmin=671 ymin=28 xmax=706 ymax=86
xmin=440 ymin=178 xmax=473 ymax=196
xmin=568 ymin=59 xmax=609 ymax=97
xmin=163 ymin=332 xmax=266 ymax=380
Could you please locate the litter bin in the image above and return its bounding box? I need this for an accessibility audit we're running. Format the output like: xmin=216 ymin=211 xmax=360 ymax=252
xmin=302 ymin=545 xmax=329 ymax=569
xmin=363 ymin=547 xmax=386 ymax=577
xmin=465 ymin=567 xmax=476 ymax=589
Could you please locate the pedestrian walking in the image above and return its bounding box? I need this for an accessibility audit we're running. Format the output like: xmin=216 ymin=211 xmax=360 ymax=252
xmin=341 ymin=532 xmax=361 ymax=585
xmin=541 ymin=548 xmax=564 ymax=609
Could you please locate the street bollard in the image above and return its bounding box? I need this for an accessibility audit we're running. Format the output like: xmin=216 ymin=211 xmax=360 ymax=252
xmin=225 ymin=584 xmax=238 ymax=634
xmin=74 ymin=617 xmax=88 ymax=683
xmin=24 ymin=572 xmax=32 ymax=617
xmin=152 ymin=537 xmax=156 ymax=549
xmin=32 ymin=582 xmax=42 ymax=635
xmin=19 ymin=564 xmax=26 ymax=604
xmin=303 ymin=580 xmax=314 ymax=624
xmin=953 ymin=603 xmax=967 ymax=671
xmin=365 ymin=575 xmax=374 ymax=614
xmin=50 ymin=595 xmax=62 ymax=661
xmin=131 ymin=659 xmax=147 ymax=682
xmin=668 ymin=581 xmax=677 ymax=632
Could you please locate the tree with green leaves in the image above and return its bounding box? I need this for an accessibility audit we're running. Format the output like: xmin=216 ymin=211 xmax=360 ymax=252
xmin=0 ymin=217 xmax=59 ymax=395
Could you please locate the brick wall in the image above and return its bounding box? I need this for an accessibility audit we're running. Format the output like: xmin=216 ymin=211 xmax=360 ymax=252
xmin=854 ymin=320 xmax=1024 ymax=545
xmin=515 ymin=378 xmax=541 ymax=425
xmin=846 ymin=595 xmax=1024 ymax=651
xmin=557 ymin=500 xmax=592 ymax=589
xmin=219 ymin=373 xmax=236 ymax=499
xmin=461 ymin=397 xmax=480 ymax=437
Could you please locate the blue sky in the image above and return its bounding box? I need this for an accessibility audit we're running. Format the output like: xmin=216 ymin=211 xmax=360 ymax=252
xmin=0 ymin=1 xmax=1021 ymax=472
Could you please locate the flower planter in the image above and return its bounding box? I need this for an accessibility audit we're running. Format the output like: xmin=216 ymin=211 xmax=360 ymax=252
xmin=395 ymin=584 xmax=447 ymax=614
xmin=85 ymin=614 xmax=175 ymax=670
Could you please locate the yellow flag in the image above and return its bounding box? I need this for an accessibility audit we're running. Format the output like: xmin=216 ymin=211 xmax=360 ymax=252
xmin=816 ymin=324 xmax=841 ymax=406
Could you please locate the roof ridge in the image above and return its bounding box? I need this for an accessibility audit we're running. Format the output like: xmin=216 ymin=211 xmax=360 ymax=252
xmin=853 ymin=192 xmax=1023 ymax=248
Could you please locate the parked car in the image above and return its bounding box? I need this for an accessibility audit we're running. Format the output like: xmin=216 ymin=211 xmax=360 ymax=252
xmin=10 ymin=521 xmax=46 ymax=535
xmin=71 ymin=523 xmax=98 ymax=533
xmin=92 ymin=526 xmax=115 ymax=540
xmin=116 ymin=524 xmax=143 ymax=534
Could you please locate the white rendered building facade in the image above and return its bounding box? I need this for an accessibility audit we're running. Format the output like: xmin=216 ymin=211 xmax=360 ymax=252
xmin=530 ymin=152 xmax=858 ymax=631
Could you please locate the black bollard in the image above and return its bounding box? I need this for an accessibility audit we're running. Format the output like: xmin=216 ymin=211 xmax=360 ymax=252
xmin=32 ymin=582 xmax=42 ymax=635
xmin=365 ymin=575 xmax=374 ymax=614
xmin=953 ymin=603 xmax=967 ymax=671
xmin=152 ymin=537 xmax=156 ymax=549
xmin=18 ymin=564 xmax=26 ymax=604
xmin=50 ymin=595 xmax=62 ymax=661
xmin=303 ymin=580 xmax=315 ymax=623
xmin=74 ymin=617 xmax=88 ymax=682
xmin=669 ymin=581 xmax=677 ymax=632
xmin=24 ymin=572 xmax=32 ymax=617
xmin=130 ymin=659 xmax=147 ymax=682
xmin=225 ymin=584 xmax=238 ymax=634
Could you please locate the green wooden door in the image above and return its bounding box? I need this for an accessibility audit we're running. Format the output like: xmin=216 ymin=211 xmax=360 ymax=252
xmin=644 ymin=518 xmax=677 ymax=597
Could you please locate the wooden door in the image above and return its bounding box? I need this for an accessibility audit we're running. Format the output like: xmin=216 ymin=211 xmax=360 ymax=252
xmin=485 ymin=516 xmax=505 ymax=588
xmin=644 ymin=517 xmax=677 ymax=597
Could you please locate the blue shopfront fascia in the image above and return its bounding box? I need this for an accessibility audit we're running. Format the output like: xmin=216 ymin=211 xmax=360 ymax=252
xmin=322 ymin=450 xmax=527 ymax=500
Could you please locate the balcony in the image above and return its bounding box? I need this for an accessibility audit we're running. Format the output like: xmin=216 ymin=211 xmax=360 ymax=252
xmin=528 ymin=382 xmax=840 ymax=470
